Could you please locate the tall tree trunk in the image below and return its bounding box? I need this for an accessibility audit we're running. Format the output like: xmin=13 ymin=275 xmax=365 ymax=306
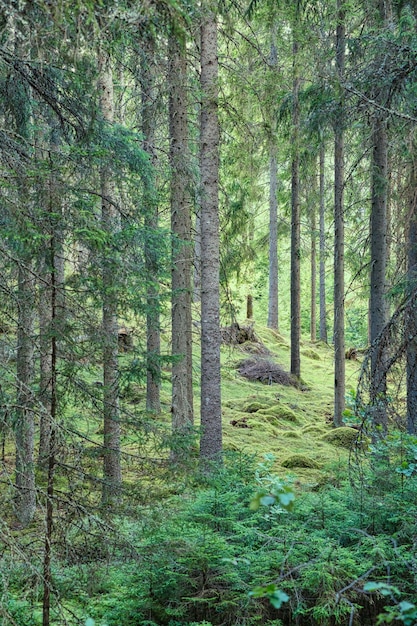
xmin=169 ymin=28 xmax=194 ymax=454
xmin=38 ymin=125 xmax=64 ymax=466
xmin=141 ymin=32 xmax=161 ymax=413
xmin=310 ymin=161 xmax=317 ymax=342
xmin=15 ymin=265 xmax=36 ymax=526
xmin=319 ymin=142 xmax=328 ymax=342
xmin=13 ymin=15 xmax=36 ymax=525
xmin=333 ymin=0 xmax=346 ymax=427
xmin=268 ymin=148 xmax=279 ymax=330
xmin=199 ymin=11 xmax=222 ymax=465
xmin=290 ymin=33 xmax=301 ymax=378
xmin=42 ymin=233 xmax=58 ymax=626
xmin=98 ymin=51 xmax=121 ymax=504
xmin=369 ymin=117 xmax=388 ymax=401
xmin=407 ymin=149 xmax=417 ymax=435
xmin=369 ymin=0 xmax=390 ymax=434
xmin=268 ymin=36 xmax=279 ymax=331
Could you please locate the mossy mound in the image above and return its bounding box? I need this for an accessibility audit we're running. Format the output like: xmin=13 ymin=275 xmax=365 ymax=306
xmin=281 ymin=454 xmax=321 ymax=469
xmin=257 ymin=405 xmax=299 ymax=423
xmin=301 ymin=425 xmax=327 ymax=436
xmin=321 ymin=427 xmax=359 ymax=448
xmin=281 ymin=430 xmax=301 ymax=439
xmin=247 ymin=417 xmax=279 ymax=435
xmin=242 ymin=401 xmax=268 ymax=413
xmin=301 ymin=349 xmax=321 ymax=361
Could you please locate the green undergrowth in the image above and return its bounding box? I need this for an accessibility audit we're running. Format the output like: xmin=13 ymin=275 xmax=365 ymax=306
xmin=7 ymin=450 xmax=415 ymax=626
xmin=4 ymin=323 xmax=417 ymax=626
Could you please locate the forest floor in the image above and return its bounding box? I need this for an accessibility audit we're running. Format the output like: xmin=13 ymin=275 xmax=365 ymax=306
xmin=4 ymin=322 xmax=415 ymax=626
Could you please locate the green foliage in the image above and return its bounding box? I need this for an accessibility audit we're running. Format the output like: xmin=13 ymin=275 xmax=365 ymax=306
xmin=248 ymin=585 xmax=289 ymax=609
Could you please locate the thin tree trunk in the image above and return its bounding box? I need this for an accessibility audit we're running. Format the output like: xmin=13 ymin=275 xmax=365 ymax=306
xmin=268 ymin=149 xmax=279 ymax=329
xmin=42 ymin=236 xmax=58 ymax=626
xmin=38 ymin=127 xmax=64 ymax=466
xmin=407 ymin=155 xmax=417 ymax=434
xmin=141 ymin=33 xmax=161 ymax=413
xmin=319 ymin=142 xmax=328 ymax=342
xmin=290 ymin=34 xmax=301 ymax=378
xmin=99 ymin=51 xmax=121 ymax=504
xmin=369 ymin=116 xmax=388 ymax=413
xmin=310 ymin=161 xmax=317 ymax=342
xmin=267 ymin=33 xmax=279 ymax=330
xmin=333 ymin=0 xmax=346 ymax=427
xmin=199 ymin=11 xmax=222 ymax=464
xmin=15 ymin=265 xmax=36 ymax=526
xmin=169 ymin=29 xmax=194 ymax=454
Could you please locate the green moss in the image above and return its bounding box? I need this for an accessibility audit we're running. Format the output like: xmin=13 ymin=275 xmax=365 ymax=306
xmin=247 ymin=418 xmax=278 ymax=435
xmin=242 ymin=401 xmax=268 ymax=413
xmin=321 ymin=427 xmax=359 ymax=448
xmin=257 ymin=405 xmax=299 ymax=422
xmin=301 ymin=349 xmax=321 ymax=361
xmin=281 ymin=430 xmax=300 ymax=439
xmin=301 ymin=425 xmax=327 ymax=436
xmin=281 ymin=454 xmax=321 ymax=469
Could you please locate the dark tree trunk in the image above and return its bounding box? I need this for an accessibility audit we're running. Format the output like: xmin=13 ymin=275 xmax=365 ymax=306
xmin=141 ymin=32 xmax=161 ymax=414
xmin=407 ymin=169 xmax=417 ymax=435
xmin=290 ymin=34 xmax=301 ymax=379
xmin=42 ymin=236 xmax=58 ymax=626
xmin=333 ymin=0 xmax=346 ymax=427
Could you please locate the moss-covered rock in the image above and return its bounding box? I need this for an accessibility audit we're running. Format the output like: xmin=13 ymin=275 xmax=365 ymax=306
xmin=281 ymin=454 xmax=321 ymax=469
xmin=321 ymin=427 xmax=359 ymax=448
xmin=257 ymin=405 xmax=299 ymax=422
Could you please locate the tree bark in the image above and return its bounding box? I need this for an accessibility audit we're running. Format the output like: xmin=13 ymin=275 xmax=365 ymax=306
xmin=169 ymin=28 xmax=194 ymax=454
xmin=98 ymin=50 xmax=121 ymax=505
xmin=141 ymin=32 xmax=161 ymax=414
xmin=199 ymin=11 xmax=222 ymax=465
xmin=290 ymin=34 xmax=301 ymax=379
xmin=268 ymin=149 xmax=279 ymax=330
xmin=15 ymin=265 xmax=36 ymax=526
xmin=310 ymin=161 xmax=317 ymax=343
xmin=369 ymin=0 xmax=391 ymax=434
xmin=407 ymin=154 xmax=417 ymax=434
xmin=333 ymin=0 xmax=346 ymax=427
xmin=319 ymin=142 xmax=328 ymax=342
